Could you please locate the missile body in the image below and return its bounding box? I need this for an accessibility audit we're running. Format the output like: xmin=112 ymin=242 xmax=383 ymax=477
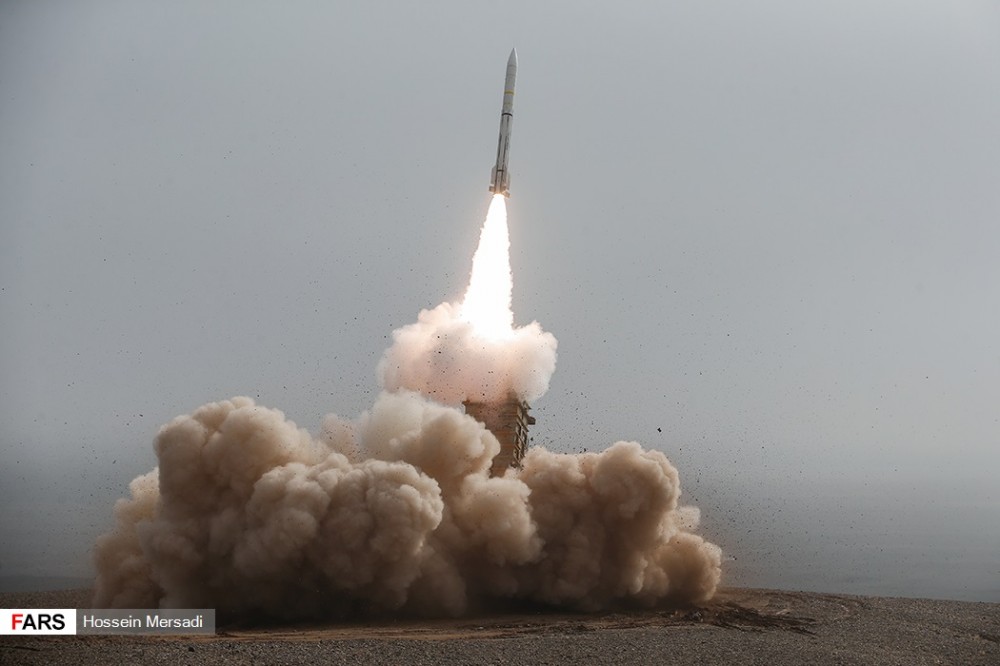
xmin=489 ymin=48 xmax=517 ymax=197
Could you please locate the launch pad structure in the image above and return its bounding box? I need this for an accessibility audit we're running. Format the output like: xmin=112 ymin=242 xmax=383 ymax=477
xmin=463 ymin=395 xmax=534 ymax=476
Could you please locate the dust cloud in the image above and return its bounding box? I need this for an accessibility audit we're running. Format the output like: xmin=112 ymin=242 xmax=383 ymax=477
xmin=92 ymin=198 xmax=721 ymax=618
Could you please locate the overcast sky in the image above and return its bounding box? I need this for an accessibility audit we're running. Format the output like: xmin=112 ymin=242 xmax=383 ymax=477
xmin=1 ymin=0 xmax=998 ymax=600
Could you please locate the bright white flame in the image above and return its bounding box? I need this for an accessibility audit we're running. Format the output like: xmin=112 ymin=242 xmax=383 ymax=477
xmin=459 ymin=194 xmax=514 ymax=339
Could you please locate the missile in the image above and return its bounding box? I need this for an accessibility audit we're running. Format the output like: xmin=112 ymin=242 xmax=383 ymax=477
xmin=489 ymin=48 xmax=517 ymax=197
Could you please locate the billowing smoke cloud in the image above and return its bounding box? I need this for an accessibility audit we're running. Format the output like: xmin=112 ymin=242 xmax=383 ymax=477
xmin=377 ymin=302 xmax=557 ymax=404
xmin=92 ymin=197 xmax=721 ymax=617
xmin=93 ymin=393 xmax=721 ymax=617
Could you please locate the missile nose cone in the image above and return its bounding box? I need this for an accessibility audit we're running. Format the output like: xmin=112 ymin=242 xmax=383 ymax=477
xmin=508 ymin=48 xmax=517 ymax=67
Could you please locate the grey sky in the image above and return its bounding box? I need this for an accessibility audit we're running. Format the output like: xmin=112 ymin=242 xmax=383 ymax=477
xmin=1 ymin=1 xmax=998 ymax=600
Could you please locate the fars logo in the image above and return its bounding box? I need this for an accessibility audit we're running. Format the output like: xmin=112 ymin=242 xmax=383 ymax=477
xmin=0 ymin=609 xmax=77 ymax=635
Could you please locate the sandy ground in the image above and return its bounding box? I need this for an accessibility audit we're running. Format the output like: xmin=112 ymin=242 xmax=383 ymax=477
xmin=1 ymin=587 xmax=997 ymax=665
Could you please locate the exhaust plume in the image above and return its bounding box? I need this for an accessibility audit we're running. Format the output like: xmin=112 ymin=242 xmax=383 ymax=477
xmin=92 ymin=198 xmax=722 ymax=618
xmin=379 ymin=196 xmax=557 ymax=404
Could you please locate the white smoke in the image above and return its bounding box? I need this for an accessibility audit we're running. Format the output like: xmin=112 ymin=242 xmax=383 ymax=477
xmin=377 ymin=302 xmax=557 ymax=404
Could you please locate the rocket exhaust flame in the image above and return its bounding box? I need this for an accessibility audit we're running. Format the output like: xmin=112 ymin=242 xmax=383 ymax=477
xmin=377 ymin=195 xmax=556 ymax=406
xmin=460 ymin=195 xmax=514 ymax=339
